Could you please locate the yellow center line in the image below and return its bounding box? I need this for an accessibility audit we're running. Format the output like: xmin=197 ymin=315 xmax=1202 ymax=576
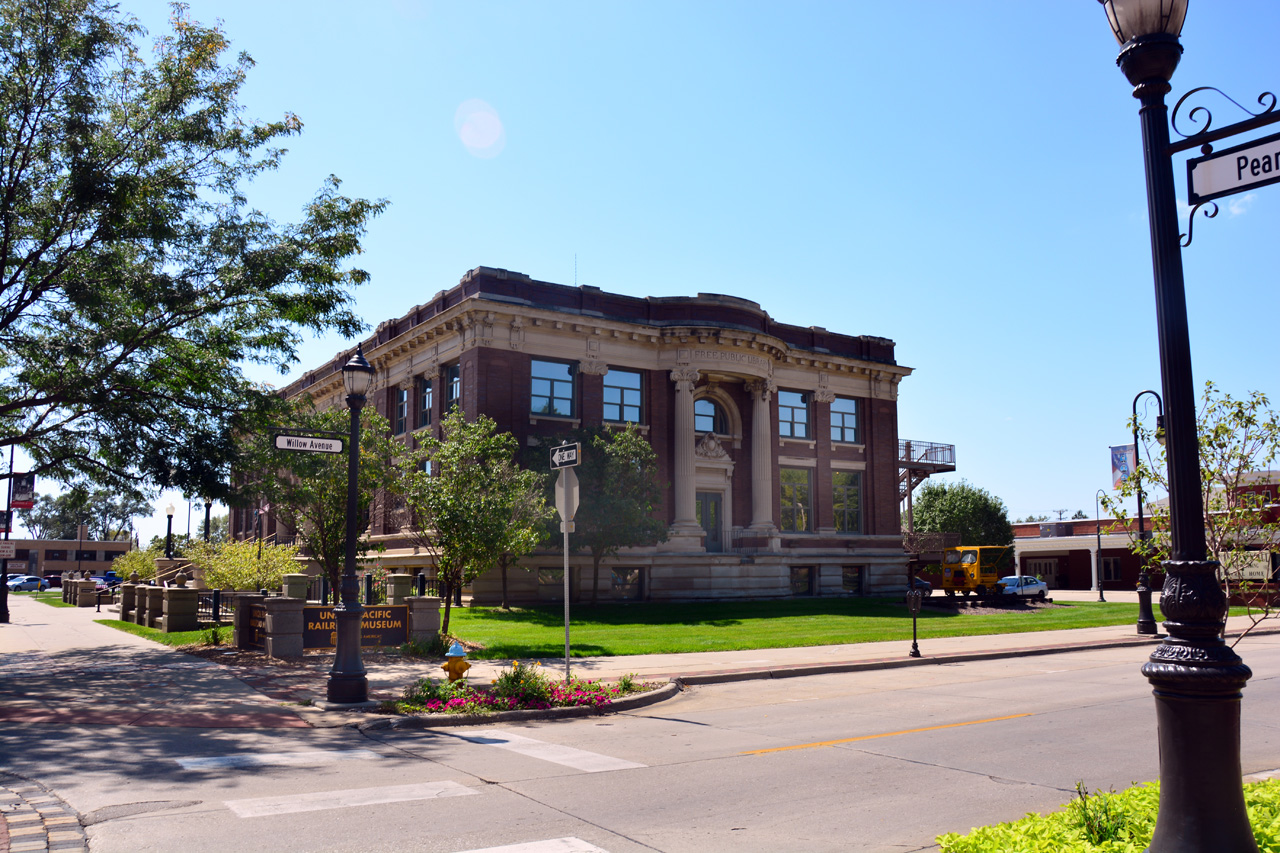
xmin=741 ymin=714 xmax=1033 ymax=755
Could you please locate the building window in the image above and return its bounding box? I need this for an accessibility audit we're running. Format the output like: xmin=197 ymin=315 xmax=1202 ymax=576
xmin=779 ymin=468 xmax=812 ymax=532
xmin=612 ymin=568 xmax=642 ymax=601
xmin=417 ymin=377 xmax=433 ymax=428
xmin=1102 ymin=556 xmax=1122 ymax=582
xmin=694 ymin=398 xmax=728 ymax=434
xmin=74 ymin=550 xmax=97 ymax=562
xmin=531 ymin=359 xmax=575 ymax=417
xmin=790 ymin=566 xmax=815 ymax=596
xmin=778 ymin=390 xmax=810 ymax=438
xmin=445 ymin=364 xmax=461 ymax=410
xmin=603 ymin=368 xmax=642 ymax=423
xmin=842 ymin=566 xmax=864 ymax=594
xmin=830 ymin=396 xmax=859 ymax=443
xmin=45 ymin=550 xmax=68 ymax=561
xmin=832 ymin=471 xmax=862 ymax=534
xmin=394 ymin=387 xmax=409 ymax=434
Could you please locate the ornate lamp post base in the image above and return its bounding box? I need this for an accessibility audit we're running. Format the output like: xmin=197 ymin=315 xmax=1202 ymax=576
xmin=326 ymin=603 xmax=368 ymax=704
xmin=1142 ymin=561 xmax=1256 ymax=852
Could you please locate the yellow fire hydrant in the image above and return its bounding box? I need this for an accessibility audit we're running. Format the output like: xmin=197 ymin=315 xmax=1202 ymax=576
xmin=442 ymin=641 xmax=470 ymax=683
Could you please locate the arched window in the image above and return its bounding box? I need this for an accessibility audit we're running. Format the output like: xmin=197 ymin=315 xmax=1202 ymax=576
xmin=695 ymin=398 xmax=728 ymax=434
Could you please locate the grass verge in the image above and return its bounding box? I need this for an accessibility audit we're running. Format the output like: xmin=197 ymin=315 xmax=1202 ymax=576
xmin=16 ymin=589 xmax=75 ymax=607
xmin=95 ymin=620 xmax=232 ymax=647
xmin=937 ymin=778 xmax=1280 ymax=851
xmin=448 ymin=599 xmax=1174 ymax=659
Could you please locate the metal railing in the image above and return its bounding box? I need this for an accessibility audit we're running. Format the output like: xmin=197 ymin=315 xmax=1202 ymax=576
xmin=899 ymin=439 xmax=956 ymax=466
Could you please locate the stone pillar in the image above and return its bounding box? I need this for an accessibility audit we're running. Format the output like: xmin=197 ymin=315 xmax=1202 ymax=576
xmin=146 ymin=586 xmax=165 ymax=629
xmin=119 ymin=583 xmax=137 ymax=622
xmin=282 ymin=573 xmax=309 ymax=600
xmin=233 ymin=593 xmax=264 ymax=649
xmin=61 ymin=573 xmax=71 ymax=603
xmin=161 ymin=587 xmax=199 ymax=633
xmin=76 ymin=579 xmax=98 ymax=607
xmin=262 ymin=597 xmax=304 ymax=658
xmin=134 ymin=583 xmax=149 ymax=625
xmin=667 ymin=368 xmax=704 ymax=542
xmin=747 ymin=379 xmax=778 ymax=532
xmin=387 ymin=573 xmax=413 ymax=605
xmin=406 ymin=596 xmax=441 ymax=643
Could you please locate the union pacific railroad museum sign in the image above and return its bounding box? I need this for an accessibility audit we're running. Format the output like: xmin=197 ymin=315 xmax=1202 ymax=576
xmin=303 ymin=605 xmax=408 ymax=649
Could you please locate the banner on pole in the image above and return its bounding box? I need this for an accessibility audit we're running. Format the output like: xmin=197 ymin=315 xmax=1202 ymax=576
xmin=10 ymin=473 xmax=35 ymax=509
xmin=1110 ymin=445 xmax=1136 ymax=490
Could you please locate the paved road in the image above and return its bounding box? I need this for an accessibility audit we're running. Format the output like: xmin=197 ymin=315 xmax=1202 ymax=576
xmin=2 ymin=593 xmax=1278 ymax=852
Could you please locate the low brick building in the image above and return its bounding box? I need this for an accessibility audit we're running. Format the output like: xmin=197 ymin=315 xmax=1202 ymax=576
xmin=240 ymin=266 xmax=931 ymax=603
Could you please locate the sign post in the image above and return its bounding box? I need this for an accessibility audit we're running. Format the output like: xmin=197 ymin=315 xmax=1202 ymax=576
xmin=552 ymin=444 xmax=581 ymax=680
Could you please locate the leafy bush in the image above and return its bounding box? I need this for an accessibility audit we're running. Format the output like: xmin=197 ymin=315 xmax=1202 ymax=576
xmin=491 ymin=660 xmax=553 ymax=707
xmin=183 ymin=540 xmax=300 ymax=591
xmin=937 ymin=779 xmax=1280 ymax=852
xmin=399 ymin=634 xmax=451 ymax=658
xmin=112 ymin=546 xmax=160 ymax=581
xmin=390 ymin=664 xmax=658 ymax=716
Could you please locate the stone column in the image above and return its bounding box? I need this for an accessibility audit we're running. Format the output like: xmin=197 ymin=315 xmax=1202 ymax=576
xmin=406 ymin=596 xmax=441 ymax=643
xmin=262 ymin=597 xmax=304 ymax=658
xmin=161 ymin=586 xmax=199 ymax=633
xmin=77 ymin=578 xmax=98 ymax=607
xmin=668 ymin=368 xmax=703 ymax=539
xmin=747 ymin=379 xmax=778 ymax=532
xmin=134 ymin=583 xmax=149 ymax=625
xmin=146 ymin=586 xmax=165 ymax=628
xmin=233 ymin=593 xmax=265 ymax=649
xmin=119 ymin=582 xmax=137 ymax=622
xmin=387 ymin=574 xmax=413 ymax=605
xmin=282 ymin=573 xmax=309 ymax=600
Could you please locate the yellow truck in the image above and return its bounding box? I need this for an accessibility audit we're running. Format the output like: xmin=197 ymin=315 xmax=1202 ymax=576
xmin=940 ymin=545 xmax=1013 ymax=597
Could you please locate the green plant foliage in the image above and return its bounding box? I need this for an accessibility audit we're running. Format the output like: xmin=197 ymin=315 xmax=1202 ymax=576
xmin=937 ymin=779 xmax=1280 ymax=852
xmin=490 ymin=660 xmax=553 ymax=707
xmin=399 ymin=633 xmax=450 ymax=658
xmin=911 ymin=480 xmax=1015 ymax=546
xmin=111 ymin=546 xmax=160 ymax=581
xmin=182 ymin=539 xmax=300 ymax=591
xmin=0 ymin=0 xmax=386 ymax=496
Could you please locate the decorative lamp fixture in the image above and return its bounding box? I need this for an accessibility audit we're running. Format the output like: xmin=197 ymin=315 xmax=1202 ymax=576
xmin=1099 ymin=0 xmax=1188 ymax=44
xmin=342 ymin=344 xmax=375 ymax=399
xmin=165 ymin=503 xmax=175 ymax=518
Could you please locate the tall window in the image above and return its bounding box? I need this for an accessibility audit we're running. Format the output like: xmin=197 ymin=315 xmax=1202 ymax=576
xmin=445 ymin=364 xmax=461 ymax=411
xmin=394 ymin=387 xmax=409 ymax=434
xmin=531 ymin=359 xmax=575 ymax=416
xmin=778 ymin=390 xmax=809 ymax=438
xmin=830 ymin=396 xmax=859 ymax=443
xmin=1102 ymin=556 xmax=1123 ymax=582
xmin=417 ymin=377 xmax=433 ymax=428
xmin=695 ymin=398 xmax=728 ymax=434
xmin=603 ymin=368 xmax=642 ymax=423
xmin=779 ymin=468 xmax=812 ymax=532
xmin=832 ymin=470 xmax=862 ymax=534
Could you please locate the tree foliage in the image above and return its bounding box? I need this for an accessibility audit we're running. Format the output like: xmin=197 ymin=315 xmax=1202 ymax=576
xmin=1103 ymin=382 xmax=1280 ymax=640
xmin=910 ymin=480 xmax=1014 ymax=547
xmin=17 ymin=487 xmax=150 ymax=540
xmin=532 ymin=425 xmax=667 ymax=603
xmin=0 ymin=0 xmax=386 ymax=497
xmin=400 ymin=410 xmax=550 ymax=634
xmin=238 ymin=400 xmax=400 ymax=603
xmin=183 ymin=539 xmax=300 ymax=592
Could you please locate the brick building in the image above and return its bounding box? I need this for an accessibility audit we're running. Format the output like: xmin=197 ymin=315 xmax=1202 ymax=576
xmin=238 ymin=266 xmax=924 ymax=603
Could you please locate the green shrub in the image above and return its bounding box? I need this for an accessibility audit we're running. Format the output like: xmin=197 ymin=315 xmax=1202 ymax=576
xmin=112 ymin=546 xmax=160 ymax=581
xmin=400 ymin=634 xmax=450 ymax=658
xmin=184 ymin=540 xmax=300 ymax=591
xmin=491 ymin=660 xmax=553 ymax=707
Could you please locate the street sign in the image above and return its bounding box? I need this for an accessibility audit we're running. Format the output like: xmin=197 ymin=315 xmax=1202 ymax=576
xmin=0 ymin=542 xmax=15 ymax=560
xmin=550 ymin=442 xmax=580 ymax=469
xmin=1187 ymin=130 xmax=1280 ymax=204
xmin=274 ymin=434 xmax=344 ymax=454
xmin=555 ymin=467 xmax=579 ymax=522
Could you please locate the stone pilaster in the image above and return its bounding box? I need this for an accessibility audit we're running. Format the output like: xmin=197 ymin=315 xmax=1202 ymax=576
xmin=666 ymin=368 xmax=704 ymax=544
xmin=747 ymin=379 xmax=778 ymax=533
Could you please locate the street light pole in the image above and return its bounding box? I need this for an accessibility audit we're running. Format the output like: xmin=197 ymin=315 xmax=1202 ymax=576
xmin=164 ymin=503 xmax=175 ymax=560
xmin=1132 ymin=389 xmax=1164 ymax=635
xmin=1099 ymin=2 xmax=1256 ymax=850
xmin=1094 ymin=489 xmax=1106 ymax=602
xmin=327 ymin=343 xmax=375 ymax=705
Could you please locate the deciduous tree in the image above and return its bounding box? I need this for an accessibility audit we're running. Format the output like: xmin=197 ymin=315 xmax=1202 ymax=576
xmin=910 ymin=480 xmax=1014 ymax=547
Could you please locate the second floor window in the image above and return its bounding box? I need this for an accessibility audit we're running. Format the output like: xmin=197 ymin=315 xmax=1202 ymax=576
xmin=831 ymin=396 xmax=859 ymax=443
xmin=694 ymin=398 xmax=728 ymax=434
xmin=417 ymin=377 xmax=433 ymax=428
xmin=531 ymin=359 xmax=574 ymax=417
xmin=445 ymin=364 xmax=461 ymax=410
xmin=778 ymin=390 xmax=809 ymax=439
xmin=394 ymin=387 xmax=409 ymax=434
xmin=603 ymin=368 xmax=642 ymax=423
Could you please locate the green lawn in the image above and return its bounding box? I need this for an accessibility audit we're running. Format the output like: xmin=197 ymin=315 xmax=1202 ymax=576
xmin=448 ymin=599 xmax=1169 ymax=659
xmin=14 ymin=589 xmax=75 ymax=607
xmin=94 ymin=620 xmax=232 ymax=647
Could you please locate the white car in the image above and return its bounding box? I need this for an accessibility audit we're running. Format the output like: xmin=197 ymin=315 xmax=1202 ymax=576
xmin=998 ymin=575 xmax=1048 ymax=600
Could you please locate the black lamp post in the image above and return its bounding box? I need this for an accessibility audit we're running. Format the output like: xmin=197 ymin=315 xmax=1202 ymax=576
xmin=1094 ymin=489 xmax=1106 ymax=603
xmin=326 ymin=343 xmax=375 ymax=705
xmin=1132 ymin=389 xmax=1164 ymax=635
xmin=164 ymin=503 xmax=175 ymax=560
xmin=1099 ymin=2 xmax=1256 ymax=850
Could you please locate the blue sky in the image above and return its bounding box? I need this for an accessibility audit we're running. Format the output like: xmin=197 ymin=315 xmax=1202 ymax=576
xmin=27 ymin=1 xmax=1280 ymax=542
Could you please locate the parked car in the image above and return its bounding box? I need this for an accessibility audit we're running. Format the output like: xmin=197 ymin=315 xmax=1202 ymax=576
xmin=998 ymin=575 xmax=1048 ymax=600
xmin=6 ymin=575 xmax=48 ymax=591
xmin=43 ymin=573 xmax=62 ymax=589
xmin=909 ymin=576 xmax=933 ymax=596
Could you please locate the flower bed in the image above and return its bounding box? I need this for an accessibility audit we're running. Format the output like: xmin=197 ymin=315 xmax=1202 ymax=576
xmin=388 ymin=660 xmax=657 ymax=716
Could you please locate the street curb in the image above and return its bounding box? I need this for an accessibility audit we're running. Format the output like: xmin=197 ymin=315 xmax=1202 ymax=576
xmin=355 ymin=682 xmax=681 ymax=731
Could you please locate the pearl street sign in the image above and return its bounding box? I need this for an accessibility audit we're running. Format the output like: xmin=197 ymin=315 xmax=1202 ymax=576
xmin=274 ymin=434 xmax=344 ymax=454
xmin=1187 ymin=130 xmax=1280 ymax=204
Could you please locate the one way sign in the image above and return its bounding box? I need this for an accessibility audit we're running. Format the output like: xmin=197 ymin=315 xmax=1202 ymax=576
xmin=550 ymin=442 xmax=580 ymax=469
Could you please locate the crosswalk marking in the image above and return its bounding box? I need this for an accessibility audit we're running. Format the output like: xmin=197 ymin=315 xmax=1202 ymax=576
xmin=178 ymin=749 xmax=381 ymax=770
xmin=226 ymin=781 xmax=475 ymax=817
xmin=454 ymin=838 xmax=609 ymax=853
xmin=454 ymin=730 xmax=644 ymax=773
